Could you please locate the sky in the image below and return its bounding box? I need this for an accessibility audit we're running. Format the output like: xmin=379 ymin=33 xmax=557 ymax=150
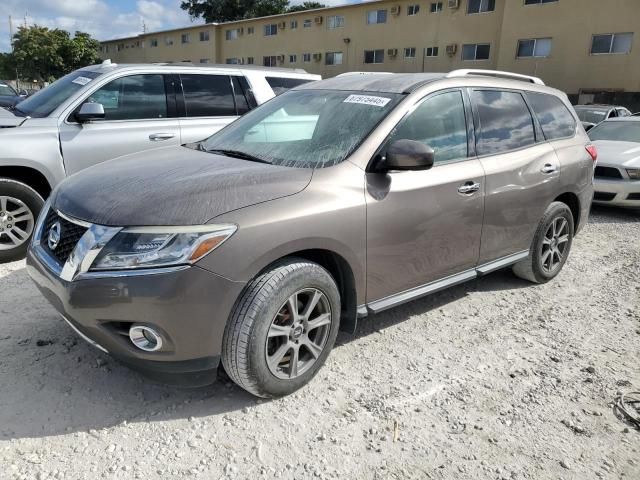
xmin=0 ymin=0 xmax=358 ymax=53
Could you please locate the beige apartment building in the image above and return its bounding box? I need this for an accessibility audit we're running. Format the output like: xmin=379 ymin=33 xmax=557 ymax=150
xmin=100 ymin=0 xmax=640 ymax=108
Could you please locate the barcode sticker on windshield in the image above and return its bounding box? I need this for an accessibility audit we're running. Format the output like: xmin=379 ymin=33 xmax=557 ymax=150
xmin=343 ymin=94 xmax=391 ymax=107
xmin=72 ymin=76 xmax=93 ymax=86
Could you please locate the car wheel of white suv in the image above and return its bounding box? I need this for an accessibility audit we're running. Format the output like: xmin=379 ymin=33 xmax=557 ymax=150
xmin=0 ymin=179 xmax=44 ymax=263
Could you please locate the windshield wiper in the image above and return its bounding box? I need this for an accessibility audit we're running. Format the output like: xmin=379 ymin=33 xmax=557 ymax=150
xmin=207 ymin=148 xmax=272 ymax=165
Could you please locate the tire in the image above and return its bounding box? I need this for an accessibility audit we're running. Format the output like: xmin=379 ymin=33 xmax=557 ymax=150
xmin=512 ymin=201 xmax=574 ymax=284
xmin=222 ymin=258 xmax=341 ymax=398
xmin=0 ymin=178 xmax=44 ymax=263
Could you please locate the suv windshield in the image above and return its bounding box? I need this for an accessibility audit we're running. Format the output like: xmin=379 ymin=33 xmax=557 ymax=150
xmin=202 ymin=89 xmax=403 ymax=168
xmin=0 ymin=83 xmax=17 ymax=96
xmin=589 ymin=121 xmax=640 ymax=143
xmin=574 ymin=107 xmax=607 ymax=124
xmin=14 ymin=70 xmax=101 ymax=118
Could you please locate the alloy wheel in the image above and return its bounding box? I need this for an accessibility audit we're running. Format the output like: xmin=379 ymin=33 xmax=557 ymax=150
xmin=0 ymin=196 xmax=35 ymax=251
xmin=265 ymin=288 xmax=333 ymax=380
xmin=540 ymin=216 xmax=569 ymax=274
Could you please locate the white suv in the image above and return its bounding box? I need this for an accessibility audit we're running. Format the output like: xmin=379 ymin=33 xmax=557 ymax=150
xmin=0 ymin=61 xmax=320 ymax=261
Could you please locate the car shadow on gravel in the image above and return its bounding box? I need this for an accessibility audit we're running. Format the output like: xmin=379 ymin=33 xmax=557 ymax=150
xmin=589 ymin=205 xmax=640 ymax=224
xmin=0 ymin=262 xmax=534 ymax=441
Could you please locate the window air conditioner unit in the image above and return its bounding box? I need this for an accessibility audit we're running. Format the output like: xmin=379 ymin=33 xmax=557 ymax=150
xmin=314 ymin=16 xmax=323 ymax=24
xmin=277 ymin=54 xmax=285 ymax=62
xmin=448 ymin=0 xmax=460 ymax=9
xmin=278 ymin=22 xmax=286 ymax=29
xmin=387 ymin=48 xmax=398 ymax=57
xmin=313 ymin=52 xmax=322 ymax=61
xmin=446 ymin=44 xmax=458 ymax=56
xmin=390 ymin=5 xmax=401 ymax=15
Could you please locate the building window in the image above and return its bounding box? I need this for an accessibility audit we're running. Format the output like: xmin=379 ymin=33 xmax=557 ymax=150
xmin=303 ymin=19 xmax=312 ymax=28
xmin=263 ymin=56 xmax=278 ymax=67
xmin=200 ymin=59 xmax=210 ymax=64
xmin=247 ymin=56 xmax=254 ymax=64
xmin=425 ymin=46 xmax=439 ymax=57
xmin=264 ymin=24 xmax=278 ymax=36
xmin=467 ymin=0 xmax=495 ymax=14
xmin=325 ymin=51 xmax=343 ymax=65
xmin=430 ymin=2 xmax=443 ymax=12
xmin=226 ymin=29 xmax=239 ymax=41
xmin=517 ymin=38 xmax=552 ymax=58
xmin=327 ymin=15 xmax=345 ymax=29
xmin=248 ymin=27 xmax=254 ymax=34
xmin=164 ymin=36 xmax=173 ymax=46
xmin=303 ymin=53 xmax=311 ymax=62
xmin=524 ymin=0 xmax=558 ymax=4
xmin=462 ymin=43 xmax=491 ymax=60
xmin=181 ymin=33 xmax=190 ymax=44
xmin=200 ymin=31 xmax=210 ymax=42
xmin=226 ymin=58 xmax=241 ymax=64
xmin=408 ymin=5 xmax=420 ymax=15
xmin=367 ymin=10 xmax=387 ymax=25
xmin=291 ymin=20 xmax=298 ymax=29
xmin=404 ymin=47 xmax=416 ymax=58
xmin=289 ymin=54 xmax=297 ymax=63
xmin=150 ymin=39 xmax=158 ymax=47
xmin=591 ymin=33 xmax=633 ymax=54
xmin=364 ymin=49 xmax=384 ymax=64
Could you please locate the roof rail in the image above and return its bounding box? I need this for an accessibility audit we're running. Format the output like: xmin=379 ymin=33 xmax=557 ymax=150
xmin=336 ymin=71 xmax=393 ymax=77
xmin=446 ymin=69 xmax=545 ymax=85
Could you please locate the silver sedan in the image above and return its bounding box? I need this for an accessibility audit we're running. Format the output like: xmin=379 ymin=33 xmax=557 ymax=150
xmin=589 ymin=117 xmax=640 ymax=208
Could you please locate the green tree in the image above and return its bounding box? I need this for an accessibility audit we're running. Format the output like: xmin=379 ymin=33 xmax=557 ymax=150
xmin=287 ymin=2 xmax=326 ymax=13
xmin=0 ymin=53 xmax=16 ymax=79
xmin=63 ymin=31 xmax=102 ymax=71
xmin=181 ymin=0 xmax=321 ymax=23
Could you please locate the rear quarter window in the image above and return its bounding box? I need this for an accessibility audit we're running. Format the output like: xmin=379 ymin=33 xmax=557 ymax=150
xmin=180 ymin=74 xmax=236 ymax=117
xmin=527 ymin=92 xmax=577 ymax=140
xmin=265 ymin=77 xmax=314 ymax=96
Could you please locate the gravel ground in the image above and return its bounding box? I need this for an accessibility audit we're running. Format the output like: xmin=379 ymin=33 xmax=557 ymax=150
xmin=1 ymin=206 xmax=639 ymax=480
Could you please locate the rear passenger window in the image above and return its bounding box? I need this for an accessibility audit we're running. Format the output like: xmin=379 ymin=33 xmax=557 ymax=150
xmin=86 ymin=74 xmax=167 ymax=121
xmin=265 ymin=77 xmax=313 ymax=96
xmin=472 ymin=90 xmax=536 ymax=155
xmin=231 ymin=76 xmax=250 ymax=115
xmin=527 ymin=92 xmax=576 ymax=140
xmin=180 ymin=74 xmax=236 ymax=117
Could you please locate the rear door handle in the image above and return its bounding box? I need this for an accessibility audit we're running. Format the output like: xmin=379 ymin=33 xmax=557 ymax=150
xmin=541 ymin=163 xmax=558 ymax=174
xmin=149 ymin=133 xmax=176 ymax=141
xmin=458 ymin=181 xmax=481 ymax=194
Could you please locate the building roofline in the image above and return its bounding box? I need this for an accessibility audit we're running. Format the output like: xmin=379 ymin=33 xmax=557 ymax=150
xmin=100 ymin=0 xmax=390 ymax=43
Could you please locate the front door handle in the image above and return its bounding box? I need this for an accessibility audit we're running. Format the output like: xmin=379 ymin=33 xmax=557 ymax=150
xmin=149 ymin=133 xmax=176 ymax=141
xmin=458 ymin=181 xmax=481 ymax=195
xmin=541 ymin=163 xmax=558 ymax=174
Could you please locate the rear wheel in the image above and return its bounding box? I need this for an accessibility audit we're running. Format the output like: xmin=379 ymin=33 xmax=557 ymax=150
xmin=222 ymin=259 xmax=340 ymax=398
xmin=513 ymin=201 xmax=574 ymax=284
xmin=0 ymin=179 xmax=44 ymax=263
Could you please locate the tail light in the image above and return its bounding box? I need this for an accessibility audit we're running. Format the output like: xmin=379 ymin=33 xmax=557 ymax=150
xmin=585 ymin=144 xmax=598 ymax=162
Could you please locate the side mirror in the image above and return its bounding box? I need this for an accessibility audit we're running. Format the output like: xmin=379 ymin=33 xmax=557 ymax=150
xmin=18 ymin=89 xmax=28 ymax=97
xmin=381 ymin=139 xmax=435 ymax=171
xmin=75 ymin=102 xmax=105 ymax=123
xmin=581 ymin=121 xmax=595 ymax=132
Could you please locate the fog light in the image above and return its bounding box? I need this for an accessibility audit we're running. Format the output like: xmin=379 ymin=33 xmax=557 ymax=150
xmin=129 ymin=325 xmax=163 ymax=352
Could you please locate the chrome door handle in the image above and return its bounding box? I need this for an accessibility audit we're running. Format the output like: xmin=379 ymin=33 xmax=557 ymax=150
xmin=541 ymin=164 xmax=558 ymax=174
xmin=458 ymin=181 xmax=481 ymax=194
xmin=149 ymin=133 xmax=176 ymax=141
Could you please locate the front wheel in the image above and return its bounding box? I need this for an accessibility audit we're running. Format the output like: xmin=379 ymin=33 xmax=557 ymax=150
xmin=513 ymin=201 xmax=574 ymax=284
xmin=0 ymin=179 xmax=44 ymax=263
xmin=222 ymin=259 xmax=341 ymax=398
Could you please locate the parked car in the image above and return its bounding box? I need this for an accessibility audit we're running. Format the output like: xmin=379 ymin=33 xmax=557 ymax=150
xmin=574 ymin=104 xmax=632 ymax=131
xmin=0 ymin=81 xmax=27 ymax=109
xmin=27 ymin=69 xmax=595 ymax=397
xmin=0 ymin=61 xmax=320 ymax=261
xmin=589 ymin=117 xmax=640 ymax=207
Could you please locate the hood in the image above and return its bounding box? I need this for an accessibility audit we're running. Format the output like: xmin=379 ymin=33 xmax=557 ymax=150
xmin=52 ymin=145 xmax=313 ymax=226
xmin=592 ymin=140 xmax=640 ymax=168
xmin=0 ymin=95 xmax=19 ymax=108
xmin=0 ymin=107 xmax=24 ymax=127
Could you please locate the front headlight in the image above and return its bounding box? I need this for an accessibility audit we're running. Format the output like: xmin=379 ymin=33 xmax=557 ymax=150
xmin=90 ymin=224 xmax=237 ymax=271
xmin=626 ymin=168 xmax=640 ymax=180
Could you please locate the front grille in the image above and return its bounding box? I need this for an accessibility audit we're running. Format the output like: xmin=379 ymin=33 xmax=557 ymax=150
xmin=593 ymin=191 xmax=616 ymax=201
xmin=627 ymin=193 xmax=640 ymax=201
xmin=41 ymin=209 xmax=88 ymax=264
xmin=594 ymin=166 xmax=623 ymax=179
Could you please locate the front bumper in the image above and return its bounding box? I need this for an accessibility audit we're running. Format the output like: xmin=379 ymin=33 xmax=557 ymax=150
xmin=593 ymin=177 xmax=640 ymax=208
xmin=27 ymin=247 xmax=246 ymax=386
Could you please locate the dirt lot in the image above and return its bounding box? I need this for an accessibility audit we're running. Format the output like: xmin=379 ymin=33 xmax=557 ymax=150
xmin=1 ymin=206 xmax=639 ymax=480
